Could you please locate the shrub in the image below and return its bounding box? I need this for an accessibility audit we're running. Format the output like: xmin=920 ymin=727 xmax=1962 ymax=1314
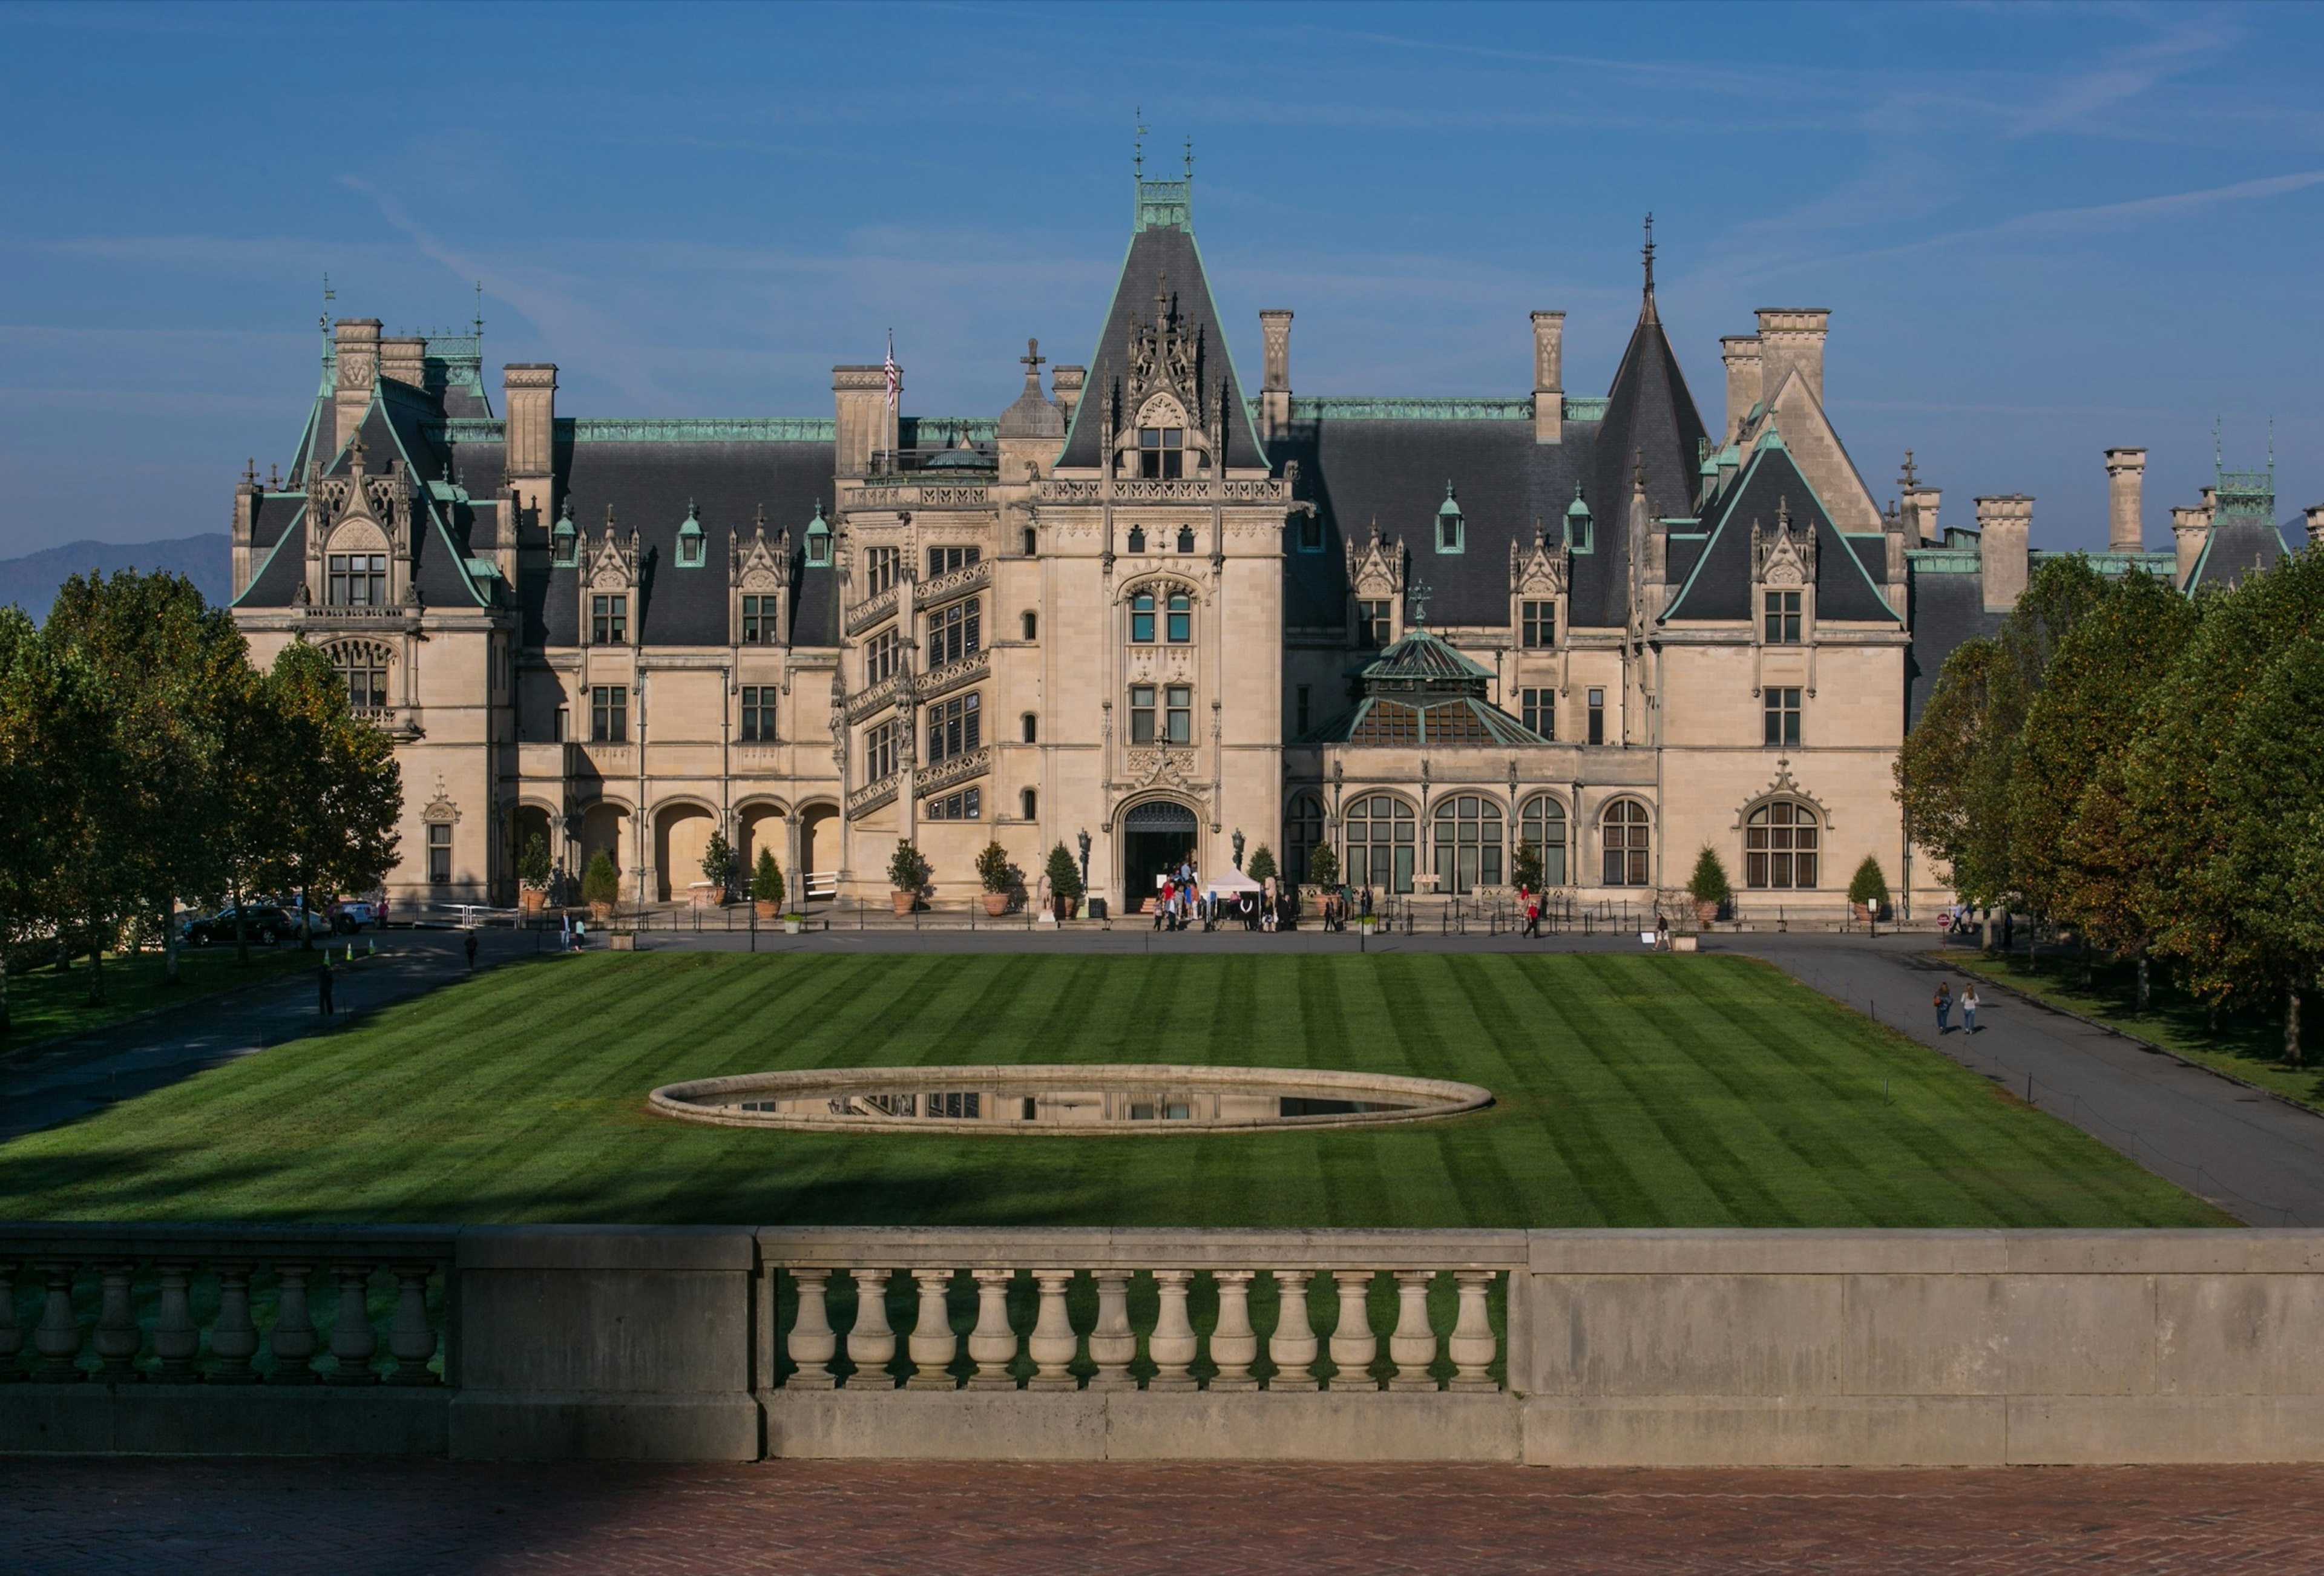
xmin=1687 ymin=846 xmax=1733 ymax=906
xmin=1849 ymin=855 xmax=1891 ymax=907
xmin=750 ymin=847 xmax=785 ymax=907
xmin=580 ymin=852 xmax=620 ymax=907
xmin=1308 ymin=842 xmax=1341 ymax=888
xmin=1246 ymin=844 xmax=1277 ymax=883
xmin=1044 ymin=842 xmax=1084 ymax=901
xmin=517 ymin=833 xmax=552 ymax=892
xmin=1510 ymin=838 xmax=1543 ymax=893
xmin=699 ymin=829 xmax=733 ymax=894
xmin=887 ymin=839 xmax=931 ymax=893
xmin=975 ymin=839 xmax=1013 ymax=895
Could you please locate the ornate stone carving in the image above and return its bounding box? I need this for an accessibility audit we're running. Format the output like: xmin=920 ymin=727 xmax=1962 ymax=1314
xmin=1510 ymin=525 xmax=1567 ymax=597
xmin=1750 ymin=499 xmax=1816 ymax=590
xmin=1345 ymin=520 xmax=1407 ymax=600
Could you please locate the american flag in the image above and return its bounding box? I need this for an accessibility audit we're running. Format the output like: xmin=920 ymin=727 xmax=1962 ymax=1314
xmin=883 ymin=331 xmax=899 ymax=411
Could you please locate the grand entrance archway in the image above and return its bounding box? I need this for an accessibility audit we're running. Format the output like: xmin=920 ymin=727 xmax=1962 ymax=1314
xmin=1121 ymin=799 xmax=1198 ymax=914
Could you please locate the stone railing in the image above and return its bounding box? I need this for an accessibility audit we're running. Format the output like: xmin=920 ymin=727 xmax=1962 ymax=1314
xmin=843 ymin=582 xmax=901 ymax=638
xmin=915 ymin=650 xmax=987 ymax=706
xmin=847 ymin=482 xmax=992 ymax=510
xmin=916 ymin=556 xmax=991 ymax=608
xmin=843 ymin=670 xmax=905 ymax=723
xmin=847 ymin=771 xmax=901 ymax=819
xmin=915 ymin=746 xmax=990 ymax=798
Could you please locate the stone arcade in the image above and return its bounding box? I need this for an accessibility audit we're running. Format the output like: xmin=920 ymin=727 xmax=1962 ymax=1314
xmin=225 ymin=167 xmax=2299 ymax=915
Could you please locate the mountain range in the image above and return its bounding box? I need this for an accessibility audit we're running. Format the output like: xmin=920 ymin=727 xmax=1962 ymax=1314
xmin=0 ymin=534 xmax=232 ymax=622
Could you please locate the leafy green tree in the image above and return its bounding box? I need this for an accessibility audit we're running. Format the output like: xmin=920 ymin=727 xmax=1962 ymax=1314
xmin=0 ymin=609 xmax=103 ymax=1027
xmin=1246 ymin=844 xmax=1276 ymax=884
xmin=1507 ymin=839 xmax=1540 ymax=894
xmin=581 ymin=852 xmax=621 ymax=908
xmin=975 ymin=839 xmax=1013 ymax=895
xmin=1848 ymin=856 xmax=1891 ymax=908
xmin=750 ymin=847 xmax=785 ymax=908
xmin=699 ymin=829 xmax=733 ymax=896
xmin=887 ymin=839 xmax=931 ymax=894
xmin=518 ymin=834 xmax=553 ymax=892
xmin=1043 ymin=842 xmax=1083 ymax=902
xmin=1687 ymin=847 xmax=1732 ymax=908
xmin=262 ymin=643 xmax=402 ymax=945
xmin=1308 ymin=842 xmax=1341 ymax=888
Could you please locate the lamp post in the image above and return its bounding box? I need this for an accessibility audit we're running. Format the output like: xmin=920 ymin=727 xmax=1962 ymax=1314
xmin=1075 ymin=828 xmax=1091 ymax=901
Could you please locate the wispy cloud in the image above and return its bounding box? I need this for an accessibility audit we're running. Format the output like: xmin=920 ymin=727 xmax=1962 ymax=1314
xmin=1839 ymin=168 xmax=2324 ymax=268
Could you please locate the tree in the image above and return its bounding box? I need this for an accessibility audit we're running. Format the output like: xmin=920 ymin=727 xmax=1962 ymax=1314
xmin=1848 ymin=856 xmax=1891 ymax=908
xmin=1246 ymin=844 xmax=1277 ymax=884
xmin=975 ymin=839 xmax=1013 ymax=895
xmin=262 ymin=642 xmax=401 ymax=945
xmin=1043 ymin=842 xmax=1083 ymax=902
xmin=887 ymin=839 xmax=931 ymax=894
xmin=518 ymin=834 xmax=553 ymax=893
xmin=581 ymin=853 xmax=621 ymax=909
xmin=750 ymin=847 xmax=785 ymax=908
xmin=1507 ymin=839 xmax=1539 ymax=895
xmin=1308 ymin=842 xmax=1341 ymax=889
xmin=700 ymin=829 xmax=734 ymax=898
xmin=0 ymin=609 xmax=103 ymax=1029
xmin=1687 ymin=847 xmax=1732 ymax=909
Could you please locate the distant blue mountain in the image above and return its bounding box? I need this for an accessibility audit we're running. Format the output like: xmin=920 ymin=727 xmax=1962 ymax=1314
xmin=0 ymin=534 xmax=232 ymax=622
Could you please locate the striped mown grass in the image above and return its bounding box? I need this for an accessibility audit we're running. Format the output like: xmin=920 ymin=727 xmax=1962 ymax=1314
xmin=0 ymin=951 xmax=2228 ymax=1227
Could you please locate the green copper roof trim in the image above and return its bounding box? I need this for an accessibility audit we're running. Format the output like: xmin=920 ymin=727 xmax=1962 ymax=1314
xmin=1265 ymin=394 xmax=1613 ymax=423
xmin=559 ymin=417 xmax=837 ymax=444
xmin=1663 ymin=439 xmax=1899 ymax=625
xmin=1905 ymin=549 xmax=1982 ymax=574
xmin=1564 ymin=396 xmax=1610 ymax=421
xmin=900 ymin=416 xmax=999 ymax=445
xmin=1135 ymin=176 xmax=1192 ymax=233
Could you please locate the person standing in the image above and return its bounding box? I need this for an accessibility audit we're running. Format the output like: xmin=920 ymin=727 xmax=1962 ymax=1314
xmin=1655 ymin=911 xmax=1670 ymax=952
xmin=464 ymin=928 xmax=479 ymax=971
xmin=1934 ymin=980 xmax=1952 ymax=1034
xmin=318 ymin=957 xmax=335 ymax=1017
xmin=1525 ymin=888 xmax=1541 ymax=940
xmin=1961 ymin=983 xmax=1981 ymax=1034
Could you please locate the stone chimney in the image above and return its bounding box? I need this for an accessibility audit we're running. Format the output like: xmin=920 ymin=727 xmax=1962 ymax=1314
xmin=379 ymin=335 xmax=428 ymax=392
xmin=333 ymin=318 xmax=382 ymax=455
xmin=231 ymin=467 xmax=261 ymax=600
xmin=1755 ymin=309 xmax=1830 ymax=407
xmin=2306 ymin=504 xmax=2324 ymax=551
xmin=1720 ymin=335 xmax=1762 ymax=444
xmin=2171 ymin=501 xmax=2213 ymax=586
xmin=1902 ymin=485 xmax=1943 ymax=545
xmin=833 ymin=364 xmax=898 ymax=480
xmin=1531 ymin=310 xmax=1564 ymax=444
xmin=502 ymin=364 xmax=557 ymax=548
xmin=1976 ymin=494 xmax=2032 ymax=612
xmin=1050 ymin=365 xmax=1085 ymax=424
xmin=2104 ymin=447 xmax=2146 ymax=551
xmin=1258 ymin=309 xmax=1293 ymax=440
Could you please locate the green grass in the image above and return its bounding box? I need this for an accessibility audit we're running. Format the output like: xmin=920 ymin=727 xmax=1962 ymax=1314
xmin=2 ymin=943 xmax=321 ymax=1045
xmin=0 ymin=952 xmax=2227 ymax=1227
xmin=1951 ymin=950 xmax=2324 ymax=1113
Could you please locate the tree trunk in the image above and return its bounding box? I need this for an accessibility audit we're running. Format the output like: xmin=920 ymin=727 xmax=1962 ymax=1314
xmin=85 ymin=914 xmax=104 ymax=1007
xmin=2285 ymin=982 xmax=2305 ymax=1069
xmin=57 ymin=928 xmax=70 ymax=972
xmin=232 ymin=878 xmax=249 ymax=968
xmin=2135 ymin=954 xmax=2150 ymax=1014
xmin=2078 ymin=934 xmax=2092 ymax=988
xmin=0 ymin=918 xmax=11 ymax=1035
xmin=163 ymin=897 xmax=180 ymax=985
xmin=299 ymin=880 xmax=313 ymax=951
xmin=1980 ymin=909 xmax=1994 ymax=951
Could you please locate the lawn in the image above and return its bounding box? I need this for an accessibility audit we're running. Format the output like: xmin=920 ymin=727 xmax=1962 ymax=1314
xmin=1951 ymin=950 xmax=2324 ymax=1113
xmin=1 ymin=942 xmax=322 ymax=1046
xmin=0 ymin=951 xmax=2226 ymax=1227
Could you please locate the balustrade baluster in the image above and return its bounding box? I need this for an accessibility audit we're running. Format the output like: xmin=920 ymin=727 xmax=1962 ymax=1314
xmin=965 ymin=1270 xmax=1019 ymax=1389
xmin=0 ymin=1261 xmax=22 ymax=1381
xmin=268 ymin=1264 xmax=320 ymax=1385
xmin=34 ymin=1263 xmax=81 ymax=1382
xmin=1387 ymin=1270 xmax=1440 ymax=1391
xmin=1025 ymin=1271 xmax=1078 ymax=1390
xmin=1209 ymin=1270 xmax=1258 ymax=1391
xmin=152 ymin=1262 xmax=200 ymax=1382
xmin=1267 ymin=1269 xmax=1319 ymax=1390
xmin=788 ymin=1270 xmax=838 ymax=1389
xmin=845 ymin=1269 xmax=896 ymax=1387
xmin=904 ymin=1269 xmax=958 ymax=1389
xmin=386 ymin=1263 xmax=439 ymax=1385
xmin=326 ymin=1263 xmax=379 ymax=1385
xmin=1448 ymin=1271 xmax=1498 ymax=1391
xmin=1328 ymin=1270 xmax=1377 ymax=1390
xmin=209 ymin=1264 xmax=259 ymax=1384
xmin=1085 ymin=1273 xmax=1136 ymax=1391
xmin=93 ymin=1262 xmax=142 ymax=1383
xmin=1147 ymin=1270 xmax=1198 ymax=1391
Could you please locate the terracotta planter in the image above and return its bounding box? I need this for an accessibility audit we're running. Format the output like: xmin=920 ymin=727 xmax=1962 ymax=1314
xmin=892 ymin=890 xmax=916 ymax=916
xmin=1693 ymin=898 xmax=1718 ymax=927
xmin=754 ymin=899 xmax=780 ymax=922
xmin=608 ymin=931 xmax=636 ymax=952
xmin=1853 ymin=902 xmax=1873 ymax=924
xmin=519 ymin=888 xmax=547 ymax=915
xmin=589 ymin=901 xmax=614 ymax=923
xmin=1051 ymin=895 xmax=1072 ymax=922
xmin=982 ymin=893 xmax=1010 ymax=918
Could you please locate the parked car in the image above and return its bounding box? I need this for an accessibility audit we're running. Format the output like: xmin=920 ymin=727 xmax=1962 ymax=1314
xmin=182 ymin=905 xmax=293 ymax=947
xmin=330 ymin=899 xmax=378 ymax=934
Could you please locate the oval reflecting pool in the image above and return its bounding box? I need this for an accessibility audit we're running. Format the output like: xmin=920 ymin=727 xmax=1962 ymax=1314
xmin=649 ymin=1064 xmax=1492 ymax=1134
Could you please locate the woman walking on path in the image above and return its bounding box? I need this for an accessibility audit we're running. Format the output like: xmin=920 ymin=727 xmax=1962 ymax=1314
xmin=1961 ymin=983 xmax=1981 ymax=1034
xmin=1934 ymin=980 xmax=1952 ymax=1034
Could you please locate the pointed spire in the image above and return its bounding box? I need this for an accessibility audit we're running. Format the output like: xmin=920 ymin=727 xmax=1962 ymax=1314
xmin=1640 ymin=213 xmax=1659 ymax=326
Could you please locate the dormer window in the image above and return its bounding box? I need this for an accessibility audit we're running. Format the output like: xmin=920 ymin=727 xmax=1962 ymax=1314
xmin=675 ymin=503 xmax=705 ymax=568
xmin=1139 ymin=427 xmax=1184 ymax=479
xmin=551 ymin=508 xmax=578 ymax=566
xmin=1565 ymin=485 xmax=1594 ymax=554
xmin=1436 ymin=484 xmax=1464 ymax=554
xmin=803 ymin=501 xmax=832 ymax=567
xmin=327 ymin=553 xmax=387 ymax=607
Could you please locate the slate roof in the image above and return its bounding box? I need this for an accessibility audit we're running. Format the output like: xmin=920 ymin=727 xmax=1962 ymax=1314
xmin=2186 ymin=516 xmax=2289 ymax=593
xmin=1586 ymin=289 xmax=1711 ymax=628
xmin=1904 ymin=566 xmax=2003 ymax=729
xmin=1660 ymin=432 xmax=1899 ymax=625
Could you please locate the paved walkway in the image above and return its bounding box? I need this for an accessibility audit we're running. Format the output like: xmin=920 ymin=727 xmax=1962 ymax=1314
xmin=7 ymin=1458 xmax=2323 ymax=1574
xmin=0 ymin=930 xmax=547 ymax=1144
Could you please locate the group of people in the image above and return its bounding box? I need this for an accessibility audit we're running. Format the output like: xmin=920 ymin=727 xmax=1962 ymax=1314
xmin=1932 ymin=979 xmax=1983 ymax=1034
xmin=1148 ymin=861 xmax=1315 ymax=933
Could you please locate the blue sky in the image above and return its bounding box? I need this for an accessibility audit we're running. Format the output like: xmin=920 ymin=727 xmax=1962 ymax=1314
xmin=2 ymin=0 xmax=2320 ymax=559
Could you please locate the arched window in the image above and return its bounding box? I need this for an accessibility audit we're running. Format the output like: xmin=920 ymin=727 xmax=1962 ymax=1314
xmin=1126 ymin=525 xmax=1147 ymax=554
xmin=1286 ymin=792 xmax=1325 ymax=884
xmin=1344 ymin=793 xmax=1416 ymax=894
xmin=1601 ymin=800 xmax=1650 ymax=887
xmin=1130 ymin=592 xmax=1155 ymax=643
xmin=1166 ymin=593 xmax=1192 ymax=643
xmin=1745 ymin=801 xmax=1820 ymax=888
xmin=1517 ymin=795 xmax=1569 ymax=887
xmin=329 ymin=642 xmax=391 ymax=716
xmin=1176 ymin=525 xmax=1195 ymax=554
xmin=1431 ymin=795 xmax=1503 ymax=893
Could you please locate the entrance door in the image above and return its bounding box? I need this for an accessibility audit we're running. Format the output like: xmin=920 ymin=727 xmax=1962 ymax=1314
xmin=1122 ymin=800 xmax=1198 ymax=914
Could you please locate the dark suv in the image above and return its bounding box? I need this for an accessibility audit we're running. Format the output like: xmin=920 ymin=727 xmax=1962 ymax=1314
xmin=182 ymin=905 xmax=292 ymax=947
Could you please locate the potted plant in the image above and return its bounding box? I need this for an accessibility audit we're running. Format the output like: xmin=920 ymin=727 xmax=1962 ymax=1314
xmin=888 ymin=839 xmax=931 ymax=916
xmin=750 ymin=847 xmax=786 ymax=922
xmin=783 ymin=911 xmax=805 ymax=935
xmin=580 ymin=852 xmax=620 ymax=923
xmin=1849 ymin=856 xmax=1891 ymax=933
xmin=1043 ymin=842 xmax=1083 ymax=921
xmin=698 ymin=829 xmax=734 ymax=908
xmin=975 ymin=839 xmax=1014 ymax=917
xmin=1247 ymin=844 xmax=1277 ymax=885
xmin=1687 ymin=846 xmax=1732 ymax=928
xmin=517 ymin=833 xmax=552 ymax=914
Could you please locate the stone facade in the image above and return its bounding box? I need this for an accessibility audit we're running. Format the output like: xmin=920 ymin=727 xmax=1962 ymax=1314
xmin=225 ymin=175 xmax=2292 ymax=917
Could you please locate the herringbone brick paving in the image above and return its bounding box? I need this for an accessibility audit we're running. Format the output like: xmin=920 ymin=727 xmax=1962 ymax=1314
xmin=6 ymin=1459 xmax=2323 ymax=1574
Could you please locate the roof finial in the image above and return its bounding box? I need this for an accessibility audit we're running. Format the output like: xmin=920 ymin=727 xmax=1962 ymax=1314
xmin=1642 ymin=212 xmax=1656 ymax=295
xmin=472 ymin=280 xmax=485 ymax=338
xmin=1183 ymin=136 xmax=1194 ymax=180
xmin=1899 ymin=448 xmax=1919 ymax=491
xmin=1134 ymin=109 xmax=1147 ymax=179
xmin=1022 ymin=336 xmax=1045 ymax=386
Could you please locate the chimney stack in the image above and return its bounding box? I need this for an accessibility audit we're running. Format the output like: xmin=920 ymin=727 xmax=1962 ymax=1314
xmin=2104 ymin=447 xmax=2147 ymax=551
xmin=1755 ymin=309 xmax=1830 ymax=407
xmin=1720 ymin=336 xmax=1762 ymax=444
xmin=833 ymin=364 xmax=898 ymax=479
xmin=1258 ymin=309 xmax=1293 ymax=439
xmin=2171 ymin=501 xmax=2213 ymax=586
xmin=1902 ymin=484 xmax=1943 ymax=545
xmin=2306 ymin=504 xmax=2324 ymax=551
xmin=332 ymin=318 xmax=382 ymax=456
xmin=1976 ymin=494 xmax=2032 ymax=612
xmin=1050 ymin=365 xmax=1085 ymax=424
xmin=1531 ymin=310 xmax=1565 ymax=444
xmin=379 ymin=335 xmax=428 ymax=392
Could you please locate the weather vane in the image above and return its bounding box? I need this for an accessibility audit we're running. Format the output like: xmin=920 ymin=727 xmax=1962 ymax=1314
xmin=1134 ymin=108 xmax=1147 ymax=178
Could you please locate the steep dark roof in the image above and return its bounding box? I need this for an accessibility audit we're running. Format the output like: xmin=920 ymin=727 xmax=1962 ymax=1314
xmin=1905 ymin=566 xmax=2003 ymax=728
xmin=2187 ymin=517 xmax=2288 ymax=593
xmin=1586 ymin=283 xmax=1710 ymax=627
xmin=1660 ymin=435 xmax=1898 ymax=625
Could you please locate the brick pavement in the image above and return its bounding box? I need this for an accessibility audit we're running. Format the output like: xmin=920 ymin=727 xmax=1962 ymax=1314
xmin=7 ymin=1459 xmax=2324 ymax=1574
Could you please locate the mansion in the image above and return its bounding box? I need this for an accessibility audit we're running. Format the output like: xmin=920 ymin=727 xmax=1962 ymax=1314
xmin=224 ymin=171 xmax=2306 ymax=917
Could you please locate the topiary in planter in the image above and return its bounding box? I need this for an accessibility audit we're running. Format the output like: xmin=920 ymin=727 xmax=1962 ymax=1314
xmin=1246 ymin=844 xmax=1277 ymax=884
xmin=888 ymin=841 xmax=931 ymax=913
xmin=580 ymin=852 xmax=620 ymax=918
xmin=751 ymin=847 xmax=785 ymax=918
xmin=1043 ymin=842 xmax=1083 ymax=918
xmin=1849 ymin=855 xmax=1891 ymax=927
xmin=1687 ymin=846 xmax=1732 ymax=925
